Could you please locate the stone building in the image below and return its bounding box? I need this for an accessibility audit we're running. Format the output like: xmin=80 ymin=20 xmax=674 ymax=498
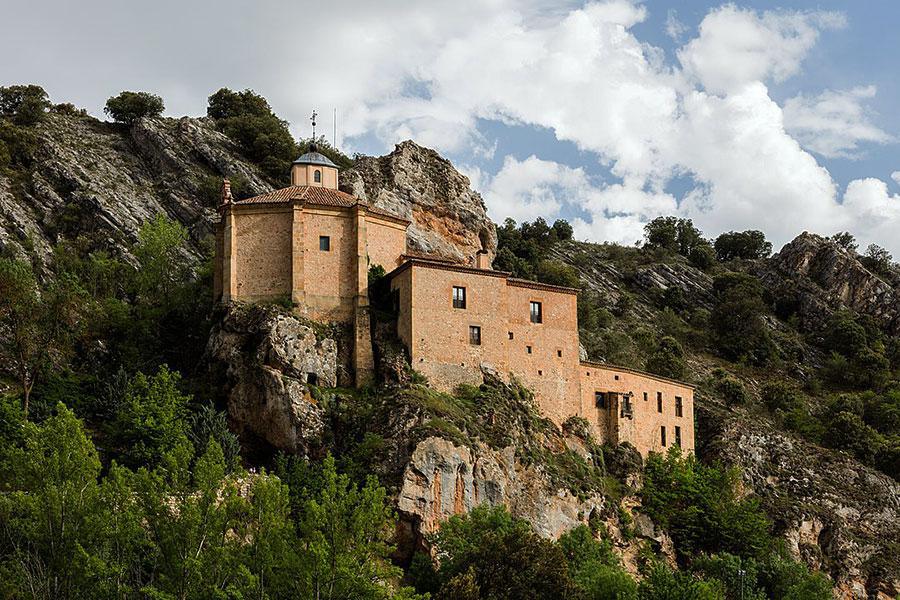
xmin=214 ymin=149 xmax=694 ymax=455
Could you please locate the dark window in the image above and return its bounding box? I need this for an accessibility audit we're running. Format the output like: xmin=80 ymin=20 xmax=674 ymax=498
xmin=538 ymin=370 xmax=543 ymax=376
xmin=674 ymin=426 xmax=682 ymax=447
xmin=508 ymin=331 xmax=514 ymax=340
xmin=621 ymin=394 xmax=633 ymax=417
xmin=453 ymin=286 xmax=466 ymax=309
xmin=530 ymin=301 xmax=542 ymax=323
xmin=526 ymin=345 xmax=532 ymax=354
xmin=469 ymin=325 xmax=481 ymax=345
xmin=657 ymin=392 xmax=663 ymax=413
xmin=675 ymin=396 xmax=683 ymax=417
xmin=595 ymin=391 xmax=606 ymax=409
xmin=557 ymin=349 xmax=562 ymax=357
xmin=643 ymin=392 xmax=648 ymax=402
xmin=661 ymin=426 xmax=667 ymax=446
xmin=306 ymin=372 xmax=318 ymax=385
xmin=614 ymin=375 xmax=619 ymax=380
xmin=314 ymin=169 xmax=322 ymax=183
xmin=319 ymin=236 xmax=330 ymax=251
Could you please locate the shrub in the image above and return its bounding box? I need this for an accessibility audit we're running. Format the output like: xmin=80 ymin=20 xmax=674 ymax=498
xmin=713 ymin=230 xmax=772 ymax=261
xmin=207 ymin=88 xmax=298 ymax=183
xmin=104 ymin=91 xmax=164 ymax=124
xmin=688 ymin=242 xmax=717 ymax=270
xmin=860 ymin=244 xmax=893 ymax=277
xmin=645 ymin=336 xmax=686 ymax=380
xmin=0 ymin=84 xmax=50 ymax=126
xmin=761 ymin=381 xmax=802 ymax=413
xmin=830 ymin=232 xmax=858 ymax=252
xmin=710 ymin=273 xmax=775 ymax=364
xmin=716 ymin=375 xmax=748 ymax=406
xmin=641 ymin=448 xmax=772 ymax=560
xmin=823 ymin=411 xmax=883 ymax=465
xmin=643 ymin=216 xmax=706 ymax=259
xmin=638 ymin=562 xmax=724 ymax=600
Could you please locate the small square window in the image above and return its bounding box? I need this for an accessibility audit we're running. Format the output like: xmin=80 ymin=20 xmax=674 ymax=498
xmin=319 ymin=236 xmax=330 ymax=251
xmin=453 ymin=286 xmax=466 ymax=309
xmin=469 ymin=325 xmax=481 ymax=345
xmin=675 ymin=396 xmax=683 ymax=418
xmin=530 ymin=301 xmax=542 ymax=323
xmin=526 ymin=345 xmax=532 ymax=354
xmin=508 ymin=331 xmax=514 ymax=340
xmin=557 ymin=349 xmax=562 ymax=357
xmin=614 ymin=375 xmax=619 ymax=381
xmin=661 ymin=426 xmax=667 ymax=446
xmin=674 ymin=426 xmax=682 ymax=447
xmin=538 ymin=370 xmax=543 ymax=376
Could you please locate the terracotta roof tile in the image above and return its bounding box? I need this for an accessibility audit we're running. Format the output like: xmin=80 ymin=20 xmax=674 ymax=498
xmin=231 ymin=186 xmax=409 ymax=223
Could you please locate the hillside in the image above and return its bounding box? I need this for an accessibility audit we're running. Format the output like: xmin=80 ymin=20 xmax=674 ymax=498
xmin=1 ymin=93 xmax=898 ymax=599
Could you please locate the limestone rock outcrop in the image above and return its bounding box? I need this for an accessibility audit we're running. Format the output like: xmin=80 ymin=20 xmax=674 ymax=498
xmin=204 ymin=305 xmax=347 ymax=455
xmin=341 ymin=140 xmax=497 ymax=264
xmin=0 ymin=111 xmax=271 ymax=265
xmin=760 ymin=232 xmax=900 ymax=335
xmin=704 ymin=410 xmax=900 ymax=599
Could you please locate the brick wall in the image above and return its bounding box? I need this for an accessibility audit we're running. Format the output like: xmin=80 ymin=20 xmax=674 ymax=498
xmin=366 ymin=215 xmax=407 ymax=272
xmin=233 ymin=208 xmax=292 ymax=300
xmin=302 ymin=208 xmax=356 ymax=321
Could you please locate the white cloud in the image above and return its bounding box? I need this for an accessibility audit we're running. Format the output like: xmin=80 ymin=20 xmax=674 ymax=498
xmin=5 ymin=0 xmax=899 ymax=254
xmin=677 ymin=5 xmax=846 ymax=95
xmin=783 ymin=86 xmax=893 ymax=158
xmin=891 ymin=171 xmax=900 ymax=186
xmin=665 ymin=10 xmax=688 ymax=42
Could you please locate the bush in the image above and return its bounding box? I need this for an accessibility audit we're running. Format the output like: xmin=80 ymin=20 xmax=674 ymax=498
xmin=207 ymin=88 xmax=298 ymax=183
xmin=645 ymin=336 xmax=686 ymax=380
xmin=0 ymin=84 xmax=50 ymax=126
xmin=104 ymin=91 xmax=164 ymax=124
xmin=761 ymin=381 xmax=802 ymax=413
xmin=643 ymin=216 xmax=706 ymax=259
xmin=641 ymin=448 xmax=772 ymax=560
xmin=860 ymin=244 xmax=893 ymax=277
xmin=710 ymin=273 xmax=775 ymax=364
xmin=823 ymin=411 xmax=883 ymax=465
xmin=713 ymin=230 xmax=772 ymax=261
xmin=716 ymin=375 xmax=748 ymax=406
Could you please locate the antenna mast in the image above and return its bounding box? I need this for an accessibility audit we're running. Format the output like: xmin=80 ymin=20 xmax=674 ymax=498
xmin=333 ymin=108 xmax=336 ymax=148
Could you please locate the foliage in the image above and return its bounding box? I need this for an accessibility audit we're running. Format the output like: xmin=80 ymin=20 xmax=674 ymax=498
xmin=644 ymin=217 xmax=709 ymax=263
xmin=638 ymin=562 xmax=724 ymax=600
xmin=494 ymin=217 xmax=574 ymax=281
xmin=104 ymin=90 xmax=164 ymax=124
xmin=0 ymin=84 xmax=50 ymax=126
xmin=560 ymin=525 xmax=638 ymax=600
xmin=711 ymin=370 xmax=748 ymax=406
xmin=426 ymin=505 xmax=576 ymax=599
xmin=188 ymin=402 xmax=241 ymax=471
xmin=821 ymin=310 xmax=891 ymax=389
xmin=208 ymin=88 xmax=298 ymax=183
xmin=761 ymin=381 xmax=803 ymax=413
xmin=0 ymin=258 xmax=86 ymax=418
xmin=830 ymin=232 xmax=858 ymax=252
xmin=645 ymin=336 xmax=686 ymax=380
xmin=713 ymin=230 xmax=772 ymax=261
xmin=860 ymin=243 xmax=893 ymax=278
xmin=710 ymin=272 xmax=775 ymax=365
xmin=641 ymin=448 xmax=772 ymax=560
xmin=110 ymin=365 xmax=191 ymax=469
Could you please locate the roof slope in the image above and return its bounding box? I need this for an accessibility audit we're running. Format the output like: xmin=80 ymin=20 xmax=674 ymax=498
xmin=232 ymin=186 xmax=407 ymax=222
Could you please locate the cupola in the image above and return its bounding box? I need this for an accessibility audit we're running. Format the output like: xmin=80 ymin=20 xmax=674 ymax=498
xmin=291 ymin=142 xmax=339 ymax=189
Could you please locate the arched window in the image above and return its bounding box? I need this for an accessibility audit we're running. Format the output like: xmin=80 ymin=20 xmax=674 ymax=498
xmin=314 ymin=169 xmax=322 ymax=183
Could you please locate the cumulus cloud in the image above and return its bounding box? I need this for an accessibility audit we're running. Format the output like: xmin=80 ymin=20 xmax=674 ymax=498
xmin=891 ymin=171 xmax=900 ymax=186
xmin=3 ymin=0 xmax=898 ymax=254
xmin=783 ymin=86 xmax=893 ymax=158
xmin=677 ymin=5 xmax=846 ymax=95
xmin=665 ymin=10 xmax=688 ymax=42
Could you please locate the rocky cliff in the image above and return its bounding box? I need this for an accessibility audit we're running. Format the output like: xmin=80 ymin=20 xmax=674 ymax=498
xmin=0 ymin=112 xmax=495 ymax=270
xmin=341 ymin=140 xmax=497 ymax=264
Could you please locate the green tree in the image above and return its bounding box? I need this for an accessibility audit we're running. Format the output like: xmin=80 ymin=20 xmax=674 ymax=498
xmin=0 ymin=405 xmax=104 ymax=597
xmin=830 ymin=232 xmax=858 ymax=252
xmin=713 ymin=230 xmax=772 ymax=261
xmin=710 ymin=272 xmax=774 ymax=364
xmin=297 ymin=455 xmax=418 ymax=600
xmin=207 ymin=88 xmax=298 ymax=183
xmin=559 ymin=525 xmax=637 ymax=599
xmin=641 ymin=448 xmax=772 ymax=560
xmin=111 ymin=366 xmax=190 ymax=468
xmin=645 ymin=336 xmax=686 ymax=380
xmin=0 ymin=84 xmax=50 ymax=126
xmin=0 ymin=259 xmax=86 ymax=418
xmin=104 ymin=91 xmax=164 ymax=124
xmin=428 ymin=504 xmax=575 ymax=599
xmin=643 ymin=217 xmax=706 ymax=259
xmin=860 ymin=244 xmax=893 ymax=277
xmin=638 ymin=562 xmax=724 ymax=600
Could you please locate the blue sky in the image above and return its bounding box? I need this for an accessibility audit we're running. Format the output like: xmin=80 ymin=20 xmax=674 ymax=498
xmin=2 ymin=0 xmax=899 ymax=252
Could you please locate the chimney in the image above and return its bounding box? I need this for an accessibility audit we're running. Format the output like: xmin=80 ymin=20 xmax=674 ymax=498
xmin=221 ymin=178 xmax=233 ymax=204
xmin=476 ymin=249 xmax=491 ymax=270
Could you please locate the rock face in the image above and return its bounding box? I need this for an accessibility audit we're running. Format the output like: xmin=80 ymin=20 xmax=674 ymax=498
xmin=341 ymin=140 xmax=497 ymax=264
xmin=204 ymin=305 xmax=348 ymax=455
xmin=398 ymin=436 xmax=603 ymax=540
xmin=761 ymin=232 xmax=900 ymax=335
xmin=0 ymin=111 xmax=271 ymax=265
xmin=704 ymin=410 xmax=900 ymax=599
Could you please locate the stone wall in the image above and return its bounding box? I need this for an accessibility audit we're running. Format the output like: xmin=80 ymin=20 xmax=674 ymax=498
xmin=366 ymin=215 xmax=407 ymax=272
xmin=580 ymin=363 xmax=695 ymax=455
xmin=301 ymin=207 xmax=357 ymax=321
xmin=234 ymin=207 xmax=292 ymax=300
